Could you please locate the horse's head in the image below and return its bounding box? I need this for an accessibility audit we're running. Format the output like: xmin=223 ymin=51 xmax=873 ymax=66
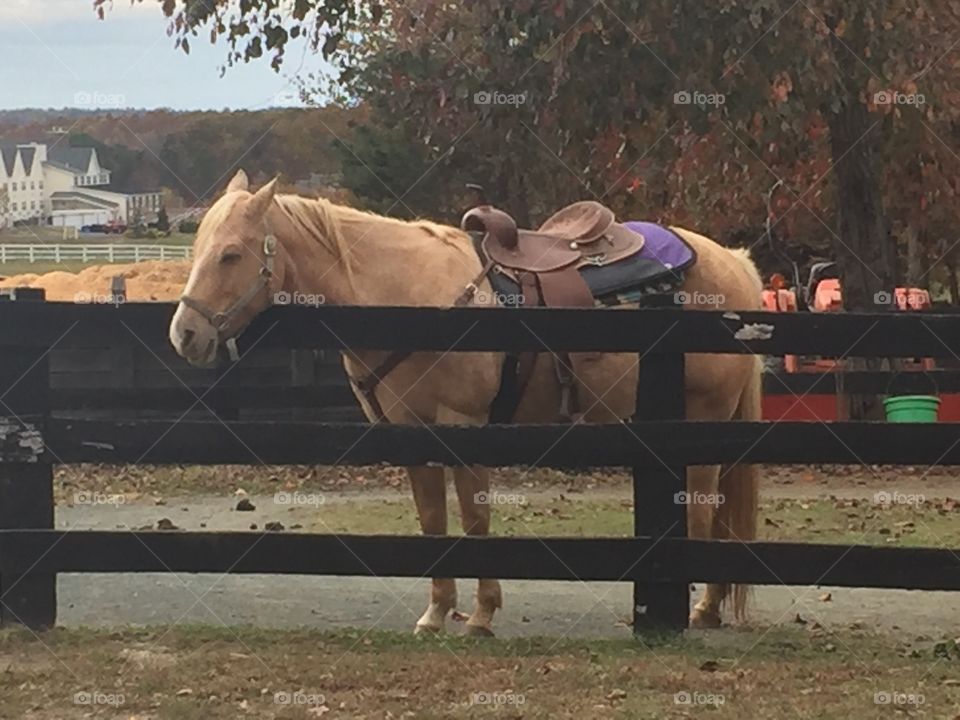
xmin=170 ymin=170 xmax=288 ymax=367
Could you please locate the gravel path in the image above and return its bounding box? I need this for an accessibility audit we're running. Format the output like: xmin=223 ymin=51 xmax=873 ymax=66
xmin=53 ymin=492 xmax=960 ymax=640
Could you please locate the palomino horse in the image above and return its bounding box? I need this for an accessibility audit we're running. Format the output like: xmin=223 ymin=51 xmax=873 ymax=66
xmin=170 ymin=170 xmax=762 ymax=635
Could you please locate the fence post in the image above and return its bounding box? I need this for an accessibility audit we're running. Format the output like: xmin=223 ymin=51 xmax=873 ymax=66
xmin=0 ymin=288 xmax=56 ymax=629
xmin=633 ymin=301 xmax=688 ymax=633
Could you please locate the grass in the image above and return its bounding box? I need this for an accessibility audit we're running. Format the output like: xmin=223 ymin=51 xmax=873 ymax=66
xmin=273 ymin=494 xmax=960 ymax=549
xmin=1 ymin=624 xmax=958 ymax=719
xmin=0 ymin=227 xmax=195 ymax=245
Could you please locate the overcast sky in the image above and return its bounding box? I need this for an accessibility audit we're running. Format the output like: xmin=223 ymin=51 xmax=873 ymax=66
xmin=0 ymin=0 xmax=333 ymax=111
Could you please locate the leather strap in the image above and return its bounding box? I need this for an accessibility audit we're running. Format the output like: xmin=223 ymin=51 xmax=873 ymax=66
xmin=351 ymin=258 xmax=496 ymax=423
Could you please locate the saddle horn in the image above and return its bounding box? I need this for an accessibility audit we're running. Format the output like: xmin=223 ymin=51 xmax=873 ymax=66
xmin=461 ymin=205 xmax=519 ymax=250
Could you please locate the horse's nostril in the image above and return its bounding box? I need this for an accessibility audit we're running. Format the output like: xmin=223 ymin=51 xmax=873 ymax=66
xmin=181 ymin=329 xmax=196 ymax=348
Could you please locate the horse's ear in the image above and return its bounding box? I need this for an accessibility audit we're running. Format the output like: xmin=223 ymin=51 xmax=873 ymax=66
xmin=226 ymin=169 xmax=249 ymax=194
xmin=247 ymin=177 xmax=278 ymax=218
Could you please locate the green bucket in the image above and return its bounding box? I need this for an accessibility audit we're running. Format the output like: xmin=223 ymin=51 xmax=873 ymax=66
xmin=884 ymin=395 xmax=940 ymax=423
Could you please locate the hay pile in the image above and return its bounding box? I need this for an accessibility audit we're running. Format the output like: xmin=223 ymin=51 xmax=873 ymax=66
xmin=0 ymin=260 xmax=191 ymax=302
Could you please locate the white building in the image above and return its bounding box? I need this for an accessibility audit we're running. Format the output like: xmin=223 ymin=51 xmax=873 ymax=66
xmin=0 ymin=142 xmax=162 ymax=229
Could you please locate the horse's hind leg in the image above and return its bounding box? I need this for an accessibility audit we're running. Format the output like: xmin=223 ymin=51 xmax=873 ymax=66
xmin=409 ymin=465 xmax=457 ymax=634
xmin=453 ymin=465 xmax=502 ymax=637
xmin=686 ymin=464 xmax=726 ymax=628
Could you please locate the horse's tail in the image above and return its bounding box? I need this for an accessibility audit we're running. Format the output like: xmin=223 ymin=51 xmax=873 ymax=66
xmin=715 ymin=354 xmax=762 ymax=620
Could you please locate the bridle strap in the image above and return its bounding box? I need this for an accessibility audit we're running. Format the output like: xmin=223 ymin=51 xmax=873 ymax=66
xmin=352 ymin=258 xmax=497 ymax=422
xmin=180 ymin=231 xmax=278 ymax=360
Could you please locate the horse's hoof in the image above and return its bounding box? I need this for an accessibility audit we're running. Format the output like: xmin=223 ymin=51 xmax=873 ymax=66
xmin=414 ymin=623 xmax=443 ymax=635
xmin=464 ymin=624 xmax=495 ymax=638
xmin=689 ymin=609 xmax=722 ymax=629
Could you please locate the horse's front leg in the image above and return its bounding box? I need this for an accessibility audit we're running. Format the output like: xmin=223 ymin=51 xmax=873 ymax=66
xmin=408 ymin=465 xmax=457 ymax=634
xmin=453 ymin=465 xmax=502 ymax=637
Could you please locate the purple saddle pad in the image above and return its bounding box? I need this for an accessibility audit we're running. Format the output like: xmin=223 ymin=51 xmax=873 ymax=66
xmin=625 ymin=221 xmax=696 ymax=271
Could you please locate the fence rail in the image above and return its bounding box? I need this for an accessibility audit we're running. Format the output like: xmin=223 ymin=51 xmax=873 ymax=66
xmin=0 ymin=243 xmax=192 ymax=264
xmin=1 ymin=291 xmax=959 ymax=633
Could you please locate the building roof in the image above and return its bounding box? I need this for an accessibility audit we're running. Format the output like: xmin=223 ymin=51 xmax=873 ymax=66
xmin=47 ymin=146 xmax=94 ymax=174
xmin=0 ymin=146 xmax=16 ymax=176
xmin=50 ymin=191 xmax=120 ymax=209
xmin=0 ymin=144 xmax=39 ymax=177
xmin=102 ymin=184 xmax=161 ymax=195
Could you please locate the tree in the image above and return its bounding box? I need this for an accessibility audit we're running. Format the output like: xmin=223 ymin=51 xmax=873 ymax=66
xmin=0 ymin=186 xmax=9 ymax=230
xmin=109 ymin=2 xmax=960 ymax=306
xmin=156 ymin=206 xmax=170 ymax=233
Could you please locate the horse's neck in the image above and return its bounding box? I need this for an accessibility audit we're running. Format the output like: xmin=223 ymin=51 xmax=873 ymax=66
xmin=283 ymin=209 xmax=478 ymax=307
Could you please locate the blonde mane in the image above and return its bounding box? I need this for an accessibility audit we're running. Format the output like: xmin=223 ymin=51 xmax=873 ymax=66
xmin=273 ymin=194 xmax=475 ymax=271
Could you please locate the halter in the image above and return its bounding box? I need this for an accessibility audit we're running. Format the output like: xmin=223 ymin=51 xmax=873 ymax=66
xmin=180 ymin=231 xmax=278 ymax=361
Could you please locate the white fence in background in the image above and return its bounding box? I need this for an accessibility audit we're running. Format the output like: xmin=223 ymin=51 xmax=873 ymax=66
xmin=0 ymin=244 xmax=193 ymax=264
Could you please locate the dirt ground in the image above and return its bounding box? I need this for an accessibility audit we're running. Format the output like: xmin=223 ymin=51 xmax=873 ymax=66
xmin=51 ymin=462 xmax=960 ymax=503
xmin=0 ymin=259 xmax=189 ymax=301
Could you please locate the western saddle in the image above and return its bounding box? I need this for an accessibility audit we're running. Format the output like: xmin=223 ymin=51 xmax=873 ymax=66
xmin=353 ymin=200 xmax=646 ymax=425
xmin=460 ymin=200 xmax=647 ymax=420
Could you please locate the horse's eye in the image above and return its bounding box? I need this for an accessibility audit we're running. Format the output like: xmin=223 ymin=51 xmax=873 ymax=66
xmin=219 ymin=250 xmax=242 ymax=265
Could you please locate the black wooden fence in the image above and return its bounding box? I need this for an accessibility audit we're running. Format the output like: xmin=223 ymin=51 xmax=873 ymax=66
xmin=2 ymin=288 xmax=960 ymax=633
